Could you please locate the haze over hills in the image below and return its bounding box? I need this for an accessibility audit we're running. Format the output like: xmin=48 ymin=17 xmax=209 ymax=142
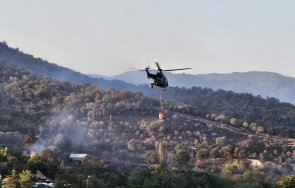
xmin=1 ymin=41 xmax=295 ymax=137
xmin=2 ymin=41 xmax=295 ymax=105
xmin=1 ymin=66 xmax=294 ymax=187
xmin=109 ymin=70 xmax=295 ymax=104
xmin=2 ymin=0 xmax=295 ymax=186
xmin=1 ymin=42 xmax=295 ymax=186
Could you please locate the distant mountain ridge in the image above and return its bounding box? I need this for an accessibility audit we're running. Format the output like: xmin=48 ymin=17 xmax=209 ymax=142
xmin=107 ymin=70 xmax=295 ymax=104
xmin=2 ymin=41 xmax=295 ymax=104
xmin=0 ymin=42 xmax=139 ymax=91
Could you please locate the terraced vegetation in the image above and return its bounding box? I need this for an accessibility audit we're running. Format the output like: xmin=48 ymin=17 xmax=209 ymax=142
xmin=0 ymin=67 xmax=294 ymax=187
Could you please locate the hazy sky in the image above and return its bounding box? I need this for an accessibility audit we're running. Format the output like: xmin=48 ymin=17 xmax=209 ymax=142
xmin=1 ymin=0 xmax=295 ymax=76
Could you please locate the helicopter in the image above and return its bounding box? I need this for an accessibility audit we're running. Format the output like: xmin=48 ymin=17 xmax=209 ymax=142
xmin=140 ymin=62 xmax=191 ymax=90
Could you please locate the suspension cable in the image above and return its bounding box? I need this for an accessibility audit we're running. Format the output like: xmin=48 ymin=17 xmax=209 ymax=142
xmin=159 ymin=89 xmax=163 ymax=111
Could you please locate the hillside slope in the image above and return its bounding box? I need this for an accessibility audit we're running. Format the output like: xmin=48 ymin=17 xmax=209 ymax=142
xmin=0 ymin=42 xmax=139 ymax=92
xmin=1 ymin=42 xmax=295 ymax=137
xmin=1 ymin=67 xmax=294 ymax=187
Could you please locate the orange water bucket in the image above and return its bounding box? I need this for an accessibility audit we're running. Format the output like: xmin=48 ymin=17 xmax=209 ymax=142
xmin=159 ymin=112 xmax=166 ymax=121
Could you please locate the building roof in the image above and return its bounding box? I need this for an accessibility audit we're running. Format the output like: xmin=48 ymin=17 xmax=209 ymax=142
xmin=70 ymin=153 xmax=88 ymax=158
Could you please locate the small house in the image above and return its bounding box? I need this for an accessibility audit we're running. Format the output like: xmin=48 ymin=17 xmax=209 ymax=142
xmin=70 ymin=153 xmax=88 ymax=165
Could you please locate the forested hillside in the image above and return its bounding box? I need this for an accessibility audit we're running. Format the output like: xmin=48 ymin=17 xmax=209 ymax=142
xmin=1 ymin=67 xmax=294 ymax=187
xmin=0 ymin=67 xmax=164 ymax=134
xmin=1 ymin=41 xmax=295 ymax=138
xmin=0 ymin=41 xmax=138 ymax=91
xmin=161 ymin=87 xmax=295 ymax=137
xmin=137 ymin=85 xmax=295 ymax=137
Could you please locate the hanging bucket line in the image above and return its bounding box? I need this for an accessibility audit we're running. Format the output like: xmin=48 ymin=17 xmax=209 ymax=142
xmin=158 ymin=89 xmax=166 ymax=121
xmin=159 ymin=89 xmax=163 ymax=111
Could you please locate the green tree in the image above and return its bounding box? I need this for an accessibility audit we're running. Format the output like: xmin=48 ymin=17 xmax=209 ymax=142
xmin=0 ymin=147 xmax=8 ymax=162
xmin=210 ymin=146 xmax=221 ymax=158
xmin=19 ymin=170 xmax=35 ymax=188
xmin=0 ymin=147 xmax=8 ymax=157
xmin=233 ymin=147 xmax=246 ymax=159
xmin=4 ymin=169 xmax=20 ymax=188
xmin=195 ymin=148 xmax=209 ymax=160
xmin=239 ymin=171 xmax=269 ymax=188
xmin=172 ymin=144 xmax=190 ymax=170
xmin=147 ymin=153 xmax=159 ymax=165
xmin=276 ymin=176 xmax=295 ymax=188
xmin=27 ymin=154 xmax=46 ymax=174
xmin=221 ymin=164 xmax=239 ymax=177
xmin=220 ymin=145 xmax=233 ymax=158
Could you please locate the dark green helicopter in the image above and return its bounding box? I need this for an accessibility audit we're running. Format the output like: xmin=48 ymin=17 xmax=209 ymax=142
xmin=140 ymin=62 xmax=191 ymax=90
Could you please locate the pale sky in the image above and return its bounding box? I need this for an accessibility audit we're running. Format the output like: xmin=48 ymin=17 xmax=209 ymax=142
xmin=1 ymin=0 xmax=295 ymax=76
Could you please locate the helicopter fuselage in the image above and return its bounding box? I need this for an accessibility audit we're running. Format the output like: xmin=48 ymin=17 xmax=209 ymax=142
xmin=146 ymin=69 xmax=169 ymax=88
xmin=141 ymin=62 xmax=190 ymax=90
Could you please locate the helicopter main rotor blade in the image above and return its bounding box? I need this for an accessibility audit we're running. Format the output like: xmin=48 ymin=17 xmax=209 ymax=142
xmin=163 ymin=68 xmax=192 ymax=71
xmin=138 ymin=69 xmax=158 ymax=71
xmin=137 ymin=67 xmax=158 ymax=71
xmin=155 ymin=62 xmax=161 ymax=70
